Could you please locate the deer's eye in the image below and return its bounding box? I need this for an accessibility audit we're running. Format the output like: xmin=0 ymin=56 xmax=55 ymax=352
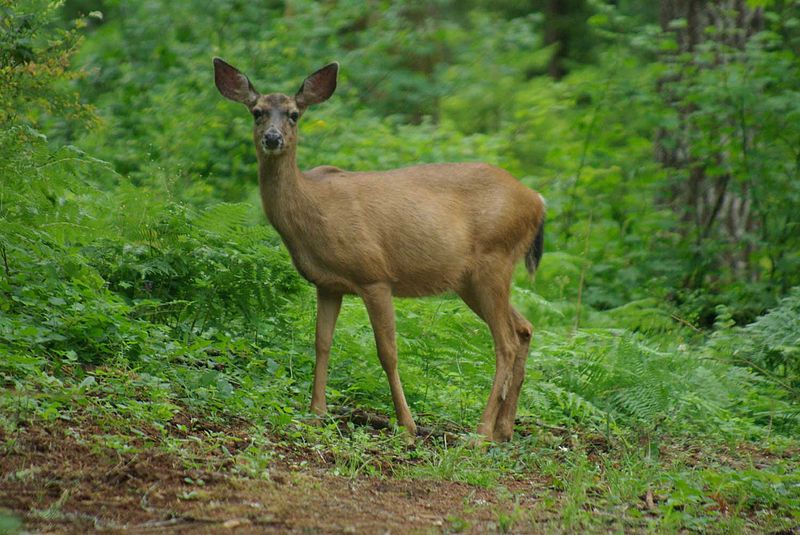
xmin=289 ymin=111 xmax=299 ymax=123
xmin=252 ymin=109 xmax=264 ymax=120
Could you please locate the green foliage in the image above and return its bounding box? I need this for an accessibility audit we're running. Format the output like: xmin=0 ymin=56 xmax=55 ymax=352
xmin=88 ymin=201 xmax=302 ymax=333
xmin=0 ymin=0 xmax=92 ymax=127
xmin=525 ymin=330 xmax=763 ymax=435
xmin=56 ymin=0 xmax=798 ymax=315
xmin=0 ymin=4 xmax=304 ymax=427
xmin=703 ymin=288 xmax=800 ymax=431
xmin=654 ymin=2 xmax=800 ymax=315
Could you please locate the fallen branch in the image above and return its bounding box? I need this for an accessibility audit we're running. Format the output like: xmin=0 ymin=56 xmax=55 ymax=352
xmin=329 ymin=406 xmax=460 ymax=442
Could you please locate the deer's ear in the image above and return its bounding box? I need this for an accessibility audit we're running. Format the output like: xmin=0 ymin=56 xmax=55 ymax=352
xmin=213 ymin=57 xmax=259 ymax=107
xmin=295 ymin=62 xmax=338 ymax=110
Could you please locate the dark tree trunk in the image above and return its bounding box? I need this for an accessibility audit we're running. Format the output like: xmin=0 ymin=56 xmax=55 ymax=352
xmin=541 ymin=0 xmax=591 ymax=80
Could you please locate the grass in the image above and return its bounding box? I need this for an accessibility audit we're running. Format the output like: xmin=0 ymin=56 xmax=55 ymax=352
xmin=7 ymin=352 xmax=799 ymax=533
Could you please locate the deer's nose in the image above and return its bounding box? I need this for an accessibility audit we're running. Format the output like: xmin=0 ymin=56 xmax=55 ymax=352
xmin=263 ymin=130 xmax=283 ymax=150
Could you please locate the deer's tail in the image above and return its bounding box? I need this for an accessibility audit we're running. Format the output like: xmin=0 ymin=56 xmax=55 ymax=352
xmin=524 ymin=196 xmax=546 ymax=275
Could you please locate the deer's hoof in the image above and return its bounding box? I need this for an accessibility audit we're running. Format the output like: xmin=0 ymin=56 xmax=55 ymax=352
xmin=401 ymin=423 xmax=417 ymax=445
xmin=493 ymin=419 xmax=514 ymax=442
xmin=493 ymin=428 xmax=513 ymax=442
xmin=308 ymin=406 xmax=327 ymax=426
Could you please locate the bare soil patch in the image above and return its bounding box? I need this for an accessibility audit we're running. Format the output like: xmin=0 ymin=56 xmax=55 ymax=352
xmin=0 ymin=421 xmax=548 ymax=534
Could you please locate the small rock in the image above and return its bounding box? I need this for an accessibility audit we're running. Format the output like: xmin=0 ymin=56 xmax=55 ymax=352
xmin=222 ymin=518 xmax=252 ymax=529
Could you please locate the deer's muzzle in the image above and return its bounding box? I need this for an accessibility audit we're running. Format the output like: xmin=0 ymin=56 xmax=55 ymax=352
xmin=262 ymin=129 xmax=284 ymax=151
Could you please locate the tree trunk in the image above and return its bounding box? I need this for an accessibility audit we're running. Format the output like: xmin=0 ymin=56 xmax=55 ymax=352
xmin=541 ymin=0 xmax=591 ymax=80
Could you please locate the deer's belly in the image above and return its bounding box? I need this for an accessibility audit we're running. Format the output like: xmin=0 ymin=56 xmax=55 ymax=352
xmin=390 ymin=272 xmax=464 ymax=297
xmin=287 ymin=236 xmax=471 ymax=296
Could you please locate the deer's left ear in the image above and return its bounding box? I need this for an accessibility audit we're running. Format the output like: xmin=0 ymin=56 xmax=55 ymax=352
xmin=295 ymin=62 xmax=339 ymax=110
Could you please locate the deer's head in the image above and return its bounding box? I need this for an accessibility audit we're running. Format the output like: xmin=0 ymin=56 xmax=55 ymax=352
xmin=213 ymin=58 xmax=338 ymax=157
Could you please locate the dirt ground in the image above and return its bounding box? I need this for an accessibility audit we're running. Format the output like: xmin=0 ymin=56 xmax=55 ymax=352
xmin=0 ymin=420 xmax=552 ymax=534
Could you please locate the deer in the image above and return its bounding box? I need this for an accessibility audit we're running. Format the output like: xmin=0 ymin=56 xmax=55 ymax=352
xmin=213 ymin=58 xmax=545 ymax=442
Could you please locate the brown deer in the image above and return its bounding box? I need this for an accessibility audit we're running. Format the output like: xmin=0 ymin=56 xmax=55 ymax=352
xmin=213 ymin=58 xmax=545 ymax=442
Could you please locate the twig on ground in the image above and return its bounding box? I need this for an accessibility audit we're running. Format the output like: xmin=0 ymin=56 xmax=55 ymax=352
xmin=329 ymin=406 xmax=460 ymax=442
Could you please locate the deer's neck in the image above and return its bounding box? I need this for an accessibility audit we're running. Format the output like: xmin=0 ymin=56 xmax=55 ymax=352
xmin=257 ymin=149 xmax=318 ymax=238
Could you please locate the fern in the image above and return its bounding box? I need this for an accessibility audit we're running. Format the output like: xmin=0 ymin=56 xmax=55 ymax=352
xmin=537 ymin=382 xmax=608 ymax=425
xmin=194 ymin=202 xmax=256 ymax=238
xmin=742 ymin=287 xmax=800 ymax=375
xmin=524 ymin=329 xmax=761 ymax=433
xmin=604 ymin=298 xmax=675 ymax=333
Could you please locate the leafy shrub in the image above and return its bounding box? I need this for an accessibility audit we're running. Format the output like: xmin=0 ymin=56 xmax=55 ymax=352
xmin=87 ymin=201 xmax=303 ymax=334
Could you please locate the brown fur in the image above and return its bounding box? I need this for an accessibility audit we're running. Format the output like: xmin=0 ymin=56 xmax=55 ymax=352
xmin=214 ymin=58 xmax=545 ymax=441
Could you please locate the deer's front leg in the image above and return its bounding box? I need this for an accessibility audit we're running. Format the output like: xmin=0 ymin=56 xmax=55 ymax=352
xmin=311 ymin=287 xmax=343 ymax=417
xmin=360 ymin=283 xmax=417 ymax=438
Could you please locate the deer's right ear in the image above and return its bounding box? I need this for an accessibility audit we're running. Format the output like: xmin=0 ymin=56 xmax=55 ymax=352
xmin=213 ymin=57 xmax=259 ymax=107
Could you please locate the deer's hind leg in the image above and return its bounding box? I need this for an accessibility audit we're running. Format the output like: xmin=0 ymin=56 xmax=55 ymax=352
xmin=457 ymin=264 xmax=520 ymax=441
xmin=493 ymin=308 xmax=532 ymax=441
